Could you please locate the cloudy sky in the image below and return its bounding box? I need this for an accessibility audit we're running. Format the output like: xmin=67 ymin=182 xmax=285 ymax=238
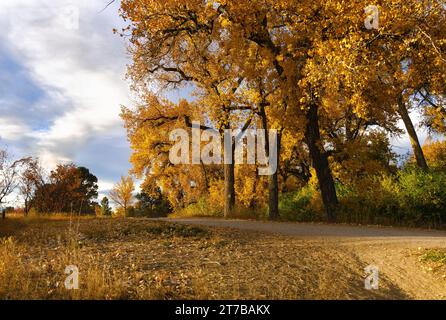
xmin=0 ymin=0 xmax=133 ymax=200
xmin=0 ymin=0 xmax=430 ymax=205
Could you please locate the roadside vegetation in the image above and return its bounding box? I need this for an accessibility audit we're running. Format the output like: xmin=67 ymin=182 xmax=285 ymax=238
xmin=280 ymin=169 xmax=446 ymax=228
xmin=2 ymin=140 xmax=446 ymax=229
xmin=418 ymin=248 xmax=446 ymax=280
xmin=174 ymin=163 xmax=446 ymax=229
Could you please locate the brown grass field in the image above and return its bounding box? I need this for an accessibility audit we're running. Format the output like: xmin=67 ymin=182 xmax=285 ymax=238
xmin=0 ymin=217 xmax=445 ymax=300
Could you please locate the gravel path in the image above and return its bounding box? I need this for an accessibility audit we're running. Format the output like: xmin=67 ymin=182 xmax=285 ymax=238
xmin=160 ymin=217 xmax=446 ymax=240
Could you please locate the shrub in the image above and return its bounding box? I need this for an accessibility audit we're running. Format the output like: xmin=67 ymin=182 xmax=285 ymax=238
xmin=278 ymin=170 xmax=446 ymax=228
xmin=337 ymin=175 xmax=401 ymax=225
xmin=173 ymin=197 xmax=224 ymax=218
xmin=279 ymin=185 xmax=324 ymax=222
xmin=397 ymin=170 xmax=446 ymax=226
xmin=336 ymin=170 xmax=446 ymax=227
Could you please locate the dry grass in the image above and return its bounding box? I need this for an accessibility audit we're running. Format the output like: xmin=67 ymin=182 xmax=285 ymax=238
xmin=418 ymin=248 xmax=446 ymax=279
xmin=0 ymin=217 xmax=410 ymax=300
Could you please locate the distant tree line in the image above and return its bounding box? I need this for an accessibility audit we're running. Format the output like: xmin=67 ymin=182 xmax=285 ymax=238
xmin=108 ymin=176 xmax=171 ymax=218
xmin=0 ymin=151 xmax=99 ymax=216
xmin=0 ymin=149 xmax=171 ymax=219
xmin=31 ymin=164 xmax=99 ymax=214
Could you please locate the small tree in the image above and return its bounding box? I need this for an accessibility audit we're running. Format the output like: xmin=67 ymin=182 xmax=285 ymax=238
xmin=100 ymin=196 xmax=113 ymax=216
xmin=134 ymin=188 xmax=172 ymax=217
xmin=0 ymin=150 xmax=30 ymax=219
xmin=109 ymin=176 xmax=135 ymax=218
xmin=19 ymin=158 xmax=43 ymax=216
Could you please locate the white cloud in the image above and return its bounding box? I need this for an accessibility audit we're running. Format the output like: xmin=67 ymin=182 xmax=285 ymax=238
xmin=0 ymin=117 xmax=30 ymax=141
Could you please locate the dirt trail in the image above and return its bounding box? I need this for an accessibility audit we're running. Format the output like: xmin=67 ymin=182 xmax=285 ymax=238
xmin=161 ymin=218 xmax=446 ymax=239
xmin=162 ymin=218 xmax=446 ymax=299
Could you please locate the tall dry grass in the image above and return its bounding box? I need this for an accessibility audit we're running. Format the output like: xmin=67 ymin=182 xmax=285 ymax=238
xmin=0 ymin=218 xmax=130 ymax=299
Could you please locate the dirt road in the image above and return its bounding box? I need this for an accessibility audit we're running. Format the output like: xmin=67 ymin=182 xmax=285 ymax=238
xmin=161 ymin=218 xmax=446 ymax=299
xmin=162 ymin=217 xmax=446 ymax=239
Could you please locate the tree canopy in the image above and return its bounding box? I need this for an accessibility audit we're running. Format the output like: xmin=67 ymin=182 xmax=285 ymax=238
xmin=118 ymin=0 xmax=445 ymax=222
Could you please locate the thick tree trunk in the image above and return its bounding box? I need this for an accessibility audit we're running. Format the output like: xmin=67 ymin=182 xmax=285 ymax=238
xmin=259 ymin=105 xmax=280 ymax=220
xmin=266 ymin=135 xmax=280 ymax=220
xmin=223 ymin=122 xmax=236 ymax=218
xmin=305 ymin=104 xmax=338 ymax=222
xmin=397 ymin=96 xmax=429 ymax=171
xmin=224 ymin=162 xmax=235 ymax=218
xmin=2 ymin=210 xmax=5 ymax=219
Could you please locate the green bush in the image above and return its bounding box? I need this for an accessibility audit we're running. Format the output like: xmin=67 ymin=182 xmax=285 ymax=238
xmin=336 ymin=175 xmax=400 ymax=225
xmin=336 ymin=170 xmax=446 ymax=227
xmin=397 ymin=170 xmax=446 ymax=226
xmin=278 ymin=186 xmax=322 ymax=222
xmin=278 ymin=170 xmax=446 ymax=228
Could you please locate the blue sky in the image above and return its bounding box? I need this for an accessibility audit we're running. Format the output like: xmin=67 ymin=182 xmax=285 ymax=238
xmin=0 ymin=0 xmax=430 ymax=206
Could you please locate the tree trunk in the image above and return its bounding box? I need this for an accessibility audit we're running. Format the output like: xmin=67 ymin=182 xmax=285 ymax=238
xmin=224 ymin=162 xmax=235 ymax=218
xmin=266 ymin=134 xmax=280 ymax=220
xmin=268 ymin=173 xmax=279 ymax=220
xmin=24 ymin=200 xmax=29 ymax=217
xmin=305 ymin=103 xmax=338 ymax=222
xmin=397 ymin=96 xmax=428 ymax=171
xmin=223 ymin=122 xmax=236 ymax=218
xmin=2 ymin=210 xmax=5 ymax=219
xmin=258 ymin=105 xmax=280 ymax=220
xmin=200 ymin=160 xmax=210 ymax=190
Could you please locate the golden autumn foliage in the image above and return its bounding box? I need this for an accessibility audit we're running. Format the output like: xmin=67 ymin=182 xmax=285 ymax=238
xmin=118 ymin=0 xmax=445 ymax=221
xmin=422 ymin=140 xmax=446 ymax=171
xmin=109 ymin=176 xmax=135 ymax=217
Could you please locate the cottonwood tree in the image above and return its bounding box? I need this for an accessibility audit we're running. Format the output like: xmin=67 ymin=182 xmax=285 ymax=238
xmin=118 ymin=2 xmax=257 ymax=217
xmin=109 ymin=176 xmax=135 ymax=218
xmin=121 ymin=97 xmax=212 ymax=210
xmin=119 ymin=0 xmax=284 ymax=218
xmin=277 ymin=0 xmax=445 ymax=217
xmin=355 ymin=1 xmax=445 ymax=171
